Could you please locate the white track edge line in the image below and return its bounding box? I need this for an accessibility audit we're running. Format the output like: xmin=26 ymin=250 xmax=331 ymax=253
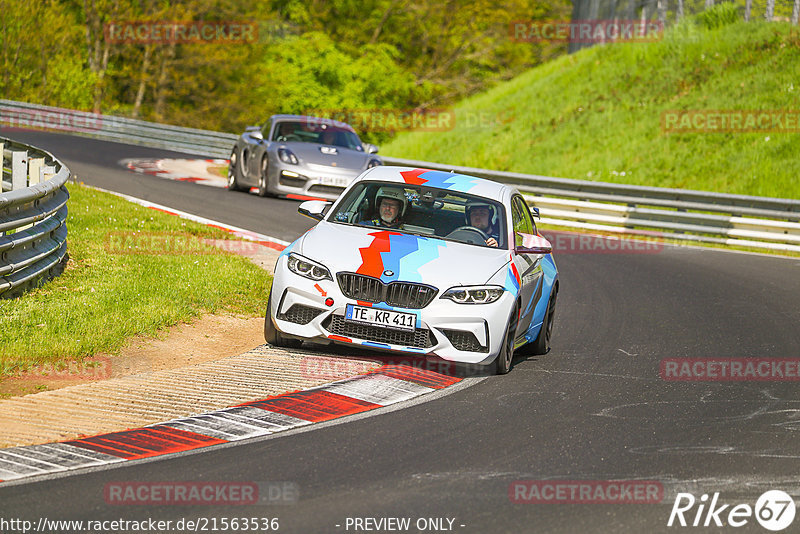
xmin=84 ymin=184 xmax=291 ymax=246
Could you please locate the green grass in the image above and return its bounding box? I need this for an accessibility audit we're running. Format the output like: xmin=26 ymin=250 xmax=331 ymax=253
xmin=383 ymin=17 xmax=800 ymax=199
xmin=0 ymin=184 xmax=272 ymax=376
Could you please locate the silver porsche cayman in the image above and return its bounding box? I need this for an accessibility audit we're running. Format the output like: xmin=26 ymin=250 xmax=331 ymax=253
xmin=227 ymin=115 xmax=382 ymax=200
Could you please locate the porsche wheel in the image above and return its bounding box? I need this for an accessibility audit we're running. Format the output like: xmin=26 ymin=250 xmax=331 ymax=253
xmin=228 ymin=149 xmax=244 ymax=192
xmin=257 ymin=156 xmax=272 ymax=197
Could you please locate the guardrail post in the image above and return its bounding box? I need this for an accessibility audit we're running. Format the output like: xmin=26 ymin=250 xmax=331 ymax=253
xmin=28 ymin=157 xmax=44 ymax=186
xmin=12 ymin=150 xmax=27 ymax=190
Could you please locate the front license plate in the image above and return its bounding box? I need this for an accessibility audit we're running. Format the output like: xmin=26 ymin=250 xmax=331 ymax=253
xmin=345 ymin=304 xmax=416 ymax=332
xmin=319 ymin=176 xmax=348 ymax=187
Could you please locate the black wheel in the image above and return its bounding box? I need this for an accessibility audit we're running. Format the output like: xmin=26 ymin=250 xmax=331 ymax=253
xmin=264 ymin=291 xmax=302 ymax=349
xmin=495 ymin=304 xmax=519 ymax=375
xmin=257 ymin=156 xmax=272 ymax=197
xmin=529 ymin=286 xmax=558 ymax=355
xmin=228 ymin=148 xmax=245 ymax=192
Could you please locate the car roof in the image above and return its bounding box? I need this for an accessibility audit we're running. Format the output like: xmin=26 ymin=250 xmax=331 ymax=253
xmin=269 ymin=114 xmax=356 ymax=133
xmin=356 ymin=166 xmax=514 ymax=201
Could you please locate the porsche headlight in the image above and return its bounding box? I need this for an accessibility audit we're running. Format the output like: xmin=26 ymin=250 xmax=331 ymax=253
xmin=278 ymin=148 xmax=299 ymax=165
xmin=367 ymin=159 xmax=381 ymax=169
xmin=287 ymin=253 xmax=332 ymax=281
xmin=441 ymin=285 xmax=504 ymax=304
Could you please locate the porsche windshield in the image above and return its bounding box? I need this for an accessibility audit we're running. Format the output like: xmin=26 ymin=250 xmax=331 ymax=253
xmin=329 ymin=182 xmax=507 ymax=249
xmin=272 ymin=121 xmax=363 ymax=151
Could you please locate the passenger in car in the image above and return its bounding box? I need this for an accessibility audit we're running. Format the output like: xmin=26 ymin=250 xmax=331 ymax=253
xmin=466 ymin=199 xmax=500 ymax=247
xmin=320 ymin=130 xmax=337 ymax=145
xmin=362 ymin=186 xmax=408 ymax=229
xmin=276 ymin=122 xmax=299 ymax=141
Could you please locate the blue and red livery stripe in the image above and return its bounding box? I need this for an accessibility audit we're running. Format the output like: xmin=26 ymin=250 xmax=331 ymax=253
xmin=400 ymin=168 xmax=480 ymax=192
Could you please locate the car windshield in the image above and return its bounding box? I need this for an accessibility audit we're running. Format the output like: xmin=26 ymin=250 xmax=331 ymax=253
xmin=271 ymin=120 xmax=363 ymax=151
xmin=328 ymin=182 xmax=507 ymax=249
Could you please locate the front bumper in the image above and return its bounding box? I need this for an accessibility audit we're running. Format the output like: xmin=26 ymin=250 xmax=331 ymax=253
xmin=270 ymin=161 xmax=363 ymax=200
xmin=269 ymin=261 xmax=514 ymax=365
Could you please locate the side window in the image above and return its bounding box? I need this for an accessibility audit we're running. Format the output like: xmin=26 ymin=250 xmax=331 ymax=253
xmin=517 ymin=196 xmax=538 ymax=235
xmin=270 ymin=121 xmax=287 ymax=141
xmin=511 ymin=196 xmax=534 ymax=247
xmin=511 ymin=199 xmax=526 ymax=247
xmin=261 ymin=119 xmax=273 ymax=140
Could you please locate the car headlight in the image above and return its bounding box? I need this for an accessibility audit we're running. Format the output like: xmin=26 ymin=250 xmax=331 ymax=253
xmin=441 ymin=285 xmax=505 ymax=304
xmin=287 ymin=253 xmax=332 ymax=281
xmin=278 ymin=148 xmax=299 ymax=165
xmin=367 ymin=159 xmax=381 ymax=168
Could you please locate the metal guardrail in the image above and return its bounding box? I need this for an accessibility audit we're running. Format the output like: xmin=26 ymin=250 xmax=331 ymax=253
xmin=379 ymin=159 xmax=800 ymax=253
xmin=2 ymin=99 xmax=799 ymax=253
xmin=0 ymin=136 xmax=70 ymax=298
xmin=0 ymin=99 xmax=236 ymax=159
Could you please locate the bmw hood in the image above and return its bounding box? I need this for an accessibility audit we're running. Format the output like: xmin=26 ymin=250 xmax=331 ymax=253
xmin=294 ymin=222 xmax=511 ymax=288
xmin=281 ymin=142 xmax=370 ymax=170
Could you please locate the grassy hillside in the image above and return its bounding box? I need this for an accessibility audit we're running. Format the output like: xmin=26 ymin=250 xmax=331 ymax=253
xmin=383 ymin=15 xmax=800 ymax=199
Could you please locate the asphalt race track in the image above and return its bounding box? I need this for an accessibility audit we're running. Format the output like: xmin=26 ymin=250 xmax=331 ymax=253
xmin=2 ymin=129 xmax=800 ymax=533
xmin=3 ymin=129 xmax=316 ymax=243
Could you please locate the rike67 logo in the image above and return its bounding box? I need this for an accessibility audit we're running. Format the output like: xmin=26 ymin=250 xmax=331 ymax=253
xmin=668 ymin=490 xmax=796 ymax=531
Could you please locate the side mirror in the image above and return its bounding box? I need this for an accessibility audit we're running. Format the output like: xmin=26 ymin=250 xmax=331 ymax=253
xmin=298 ymin=200 xmax=332 ymax=221
xmin=514 ymin=232 xmax=552 ymax=255
xmin=364 ymin=143 xmax=379 ymax=154
xmin=531 ymin=207 xmax=540 ymax=219
xmin=248 ymin=130 xmax=264 ymax=141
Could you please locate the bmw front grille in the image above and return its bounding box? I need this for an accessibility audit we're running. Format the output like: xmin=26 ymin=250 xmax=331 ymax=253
xmin=336 ymin=272 xmax=437 ymax=309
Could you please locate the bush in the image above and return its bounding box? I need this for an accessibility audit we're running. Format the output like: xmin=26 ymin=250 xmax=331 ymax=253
xmin=697 ymin=2 xmax=741 ymax=29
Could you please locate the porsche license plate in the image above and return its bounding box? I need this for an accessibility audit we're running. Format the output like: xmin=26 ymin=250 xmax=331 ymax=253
xmin=345 ymin=304 xmax=415 ymax=332
xmin=319 ymin=176 xmax=348 ymax=187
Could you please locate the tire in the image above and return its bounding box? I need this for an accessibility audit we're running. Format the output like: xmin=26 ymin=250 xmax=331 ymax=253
xmin=257 ymin=156 xmax=271 ymax=197
xmin=495 ymin=304 xmax=519 ymax=375
xmin=529 ymin=286 xmax=558 ymax=355
xmin=264 ymin=291 xmax=302 ymax=349
xmin=228 ymin=148 xmax=244 ymax=192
